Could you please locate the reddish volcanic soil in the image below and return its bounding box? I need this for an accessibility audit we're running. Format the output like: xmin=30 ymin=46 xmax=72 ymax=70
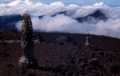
xmin=0 ymin=32 xmax=120 ymax=76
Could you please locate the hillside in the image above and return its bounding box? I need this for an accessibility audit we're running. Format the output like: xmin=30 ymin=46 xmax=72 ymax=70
xmin=0 ymin=32 xmax=120 ymax=76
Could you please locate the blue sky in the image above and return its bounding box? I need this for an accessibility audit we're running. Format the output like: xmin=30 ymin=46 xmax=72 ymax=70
xmin=0 ymin=0 xmax=120 ymax=6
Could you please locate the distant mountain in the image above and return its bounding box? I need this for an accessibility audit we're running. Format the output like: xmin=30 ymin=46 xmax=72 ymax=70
xmin=51 ymin=11 xmax=67 ymax=17
xmin=75 ymin=10 xmax=107 ymax=22
xmin=0 ymin=9 xmax=107 ymax=31
xmin=0 ymin=15 xmax=22 ymax=31
xmin=38 ymin=9 xmax=108 ymax=22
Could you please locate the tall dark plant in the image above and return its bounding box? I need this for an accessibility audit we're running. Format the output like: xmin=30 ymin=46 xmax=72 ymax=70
xmin=19 ymin=12 xmax=38 ymax=69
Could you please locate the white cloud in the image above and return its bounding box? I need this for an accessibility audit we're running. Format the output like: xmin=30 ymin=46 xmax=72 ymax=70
xmin=0 ymin=0 xmax=120 ymax=38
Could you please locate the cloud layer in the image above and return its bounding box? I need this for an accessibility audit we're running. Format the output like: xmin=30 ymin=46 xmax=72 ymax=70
xmin=0 ymin=0 xmax=120 ymax=38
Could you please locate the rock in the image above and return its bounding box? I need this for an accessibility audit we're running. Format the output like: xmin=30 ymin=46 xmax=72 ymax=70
xmin=27 ymin=73 xmax=36 ymax=76
xmin=19 ymin=56 xmax=28 ymax=68
xmin=88 ymin=58 xmax=99 ymax=66
xmin=55 ymin=35 xmax=77 ymax=45
xmin=110 ymin=65 xmax=120 ymax=74
xmin=6 ymin=64 xmax=14 ymax=68
xmin=19 ymin=56 xmax=38 ymax=69
xmin=38 ymin=34 xmax=45 ymax=42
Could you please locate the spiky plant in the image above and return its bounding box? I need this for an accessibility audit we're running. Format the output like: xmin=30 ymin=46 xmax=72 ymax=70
xmin=19 ymin=12 xmax=38 ymax=69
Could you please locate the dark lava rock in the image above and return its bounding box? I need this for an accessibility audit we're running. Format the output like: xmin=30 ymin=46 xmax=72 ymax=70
xmin=37 ymin=34 xmax=46 ymax=42
xmin=0 ymin=52 xmax=10 ymax=57
xmin=27 ymin=73 xmax=36 ymax=76
xmin=88 ymin=58 xmax=99 ymax=66
xmin=6 ymin=64 xmax=14 ymax=68
xmin=55 ymin=35 xmax=77 ymax=45
xmin=110 ymin=65 xmax=120 ymax=74
xmin=0 ymin=32 xmax=120 ymax=76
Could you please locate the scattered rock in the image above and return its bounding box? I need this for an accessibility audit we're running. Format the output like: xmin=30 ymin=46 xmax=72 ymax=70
xmin=6 ymin=64 xmax=14 ymax=68
xmin=0 ymin=52 xmax=10 ymax=57
xmin=27 ymin=73 xmax=36 ymax=76
xmin=38 ymin=34 xmax=45 ymax=42
xmin=88 ymin=58 xmax=99 ymax=66
xmin=110 ymin=65 xmax=120 ymax=74
xmin=55 ymin=35 xmax=77 ymax=45
xmin=19 ymin=56 xmax=38 ymax=69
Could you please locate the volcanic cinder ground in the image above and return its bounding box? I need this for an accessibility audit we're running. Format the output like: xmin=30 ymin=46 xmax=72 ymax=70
xmin=0 ymin=31 xmax=120 ymax=76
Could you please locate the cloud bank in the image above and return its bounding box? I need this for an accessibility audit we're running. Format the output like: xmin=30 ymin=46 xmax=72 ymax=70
xmin=0 ymin=0 xmax=120 ymax=38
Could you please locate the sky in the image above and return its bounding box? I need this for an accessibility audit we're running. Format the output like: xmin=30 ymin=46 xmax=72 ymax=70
xmin=0 ymin=0 xmax=120 ymax=6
